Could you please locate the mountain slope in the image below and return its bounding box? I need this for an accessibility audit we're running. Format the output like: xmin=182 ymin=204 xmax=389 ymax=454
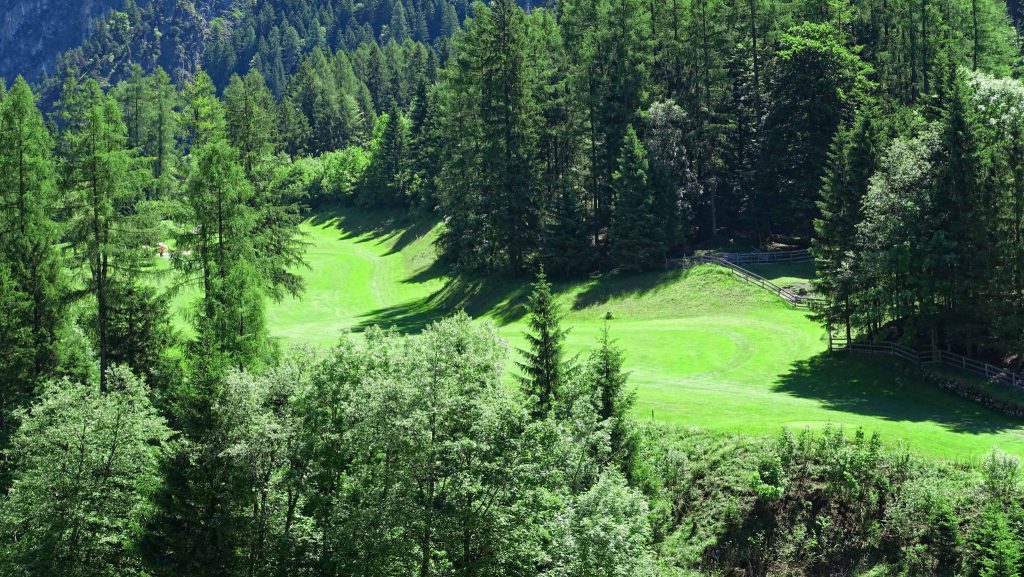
xmin=1 ymin=0 xmax=123 ymax=81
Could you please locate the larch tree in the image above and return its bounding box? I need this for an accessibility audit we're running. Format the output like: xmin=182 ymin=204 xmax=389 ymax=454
xmin=60 ymin=80 xmax=153 ymax=392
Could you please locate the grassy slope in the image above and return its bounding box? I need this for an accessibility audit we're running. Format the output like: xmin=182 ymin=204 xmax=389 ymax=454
xmin=212 ymin=208 xmax=1024 ymax=461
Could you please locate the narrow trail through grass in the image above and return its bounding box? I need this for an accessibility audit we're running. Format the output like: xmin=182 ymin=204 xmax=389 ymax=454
xmin=204 ymin=208 xmax=1024 ymax=460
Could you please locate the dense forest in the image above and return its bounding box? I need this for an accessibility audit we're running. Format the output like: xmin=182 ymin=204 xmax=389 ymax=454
xmin=3 ymin=0 xmax=1024 ymax=573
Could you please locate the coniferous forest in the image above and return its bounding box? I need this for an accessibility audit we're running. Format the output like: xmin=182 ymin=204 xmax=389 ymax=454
xmin=4 ymin=0 xmax=1024 ymax=574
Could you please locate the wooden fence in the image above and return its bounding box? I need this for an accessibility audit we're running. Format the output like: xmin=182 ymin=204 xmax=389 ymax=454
xmin=716 ymin=249 xmax=814 ymax=265
xmin=676 ymin=250 xmax=1024 ymax=397
xmin=829 ymin=337 xmax=1024 ymax=389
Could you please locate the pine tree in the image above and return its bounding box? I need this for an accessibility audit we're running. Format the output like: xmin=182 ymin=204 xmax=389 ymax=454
xmin=278 ymin=96 xmax=311 ymax=157
xmin=609 ymin=125 xmax=665 ymax=271
xmin=364 ymin=107 xmax=411 ymax=206
xmin=593 ymin=0 xmax=652 ymax=240
xmin=544 ymin=185 xmax=594 ymax=277
xmin=148 ymin=68 xmax=180 ymax=200
xmin=177 ymin=140 xmax=267 ymax=371
xmin=517 ymin=268 xmax=568 ymax=417
xmin=935 ymin=66 xmax=992 ymax=350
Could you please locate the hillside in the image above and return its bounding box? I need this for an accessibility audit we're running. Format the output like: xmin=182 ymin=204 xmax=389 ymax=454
xmin=1 ymin=0 xmax=122 ymax=81
xmin=221 ymin=207 xmax=1024 ymax=461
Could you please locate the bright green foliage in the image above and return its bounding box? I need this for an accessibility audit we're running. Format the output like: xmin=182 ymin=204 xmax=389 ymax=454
xmin=0 ymin=77 xmax=65 ymax=442
xmin=610 ymin=126 xmax=665 ymax=271
xmin=0 ymin=366 xmax=169 ymax=576
xmin=586 ymin=323 xmax=637 ymax=477
xmin=148 ymin=68 xmax=181 ymax=200
xmin=288 ymin=49 xmax=369 ymax=154
xmin=178 ymin=141 xmax=267 ymax=370
xmin=277 ymin=96 xmax=312 ymax=157
xmin=546 ymin=473 xmax=653 ymax=577
xmin=518 ymin=269 xmax=569 ymax=416
xmin=969 ymin=505 xmax=1023 ymax=577
xmin=312 ymin=146 xmax=371 ymax=203
xmin=181 ymin=71 xmax=226 ymax=149
xmin=296 ymin=315 xmax=562 ymax=576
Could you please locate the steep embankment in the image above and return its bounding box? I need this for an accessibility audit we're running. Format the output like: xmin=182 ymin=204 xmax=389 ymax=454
xmin=219 ymin=208 xmax=1024 ymax=460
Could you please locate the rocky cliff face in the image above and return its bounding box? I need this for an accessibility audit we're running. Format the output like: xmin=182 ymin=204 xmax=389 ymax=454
xmin=0 ymin=0 xmax=122 ymax=81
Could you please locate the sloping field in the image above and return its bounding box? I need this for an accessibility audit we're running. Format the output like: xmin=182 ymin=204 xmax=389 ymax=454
xmin=213 ymin=208 xmax=1024 ymax=460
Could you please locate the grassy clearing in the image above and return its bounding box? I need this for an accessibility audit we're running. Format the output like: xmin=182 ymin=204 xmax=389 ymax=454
xmin=175 ymin=208 xmax=1024 ymax=461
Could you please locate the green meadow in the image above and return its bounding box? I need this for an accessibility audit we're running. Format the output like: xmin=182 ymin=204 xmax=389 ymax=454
xmin=177 ymin=208 xmax=1024 ymax=461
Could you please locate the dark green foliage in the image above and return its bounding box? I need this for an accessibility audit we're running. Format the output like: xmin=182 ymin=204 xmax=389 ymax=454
xmin=223 ymin=70 xmax=279 ymax=178
xmin=813 ymin=107 xmax=881 ymax=340
xmin=756 ymin=22 xmax=871 ymax=236
xmin=610 ymin=126 xmax=665 ymax=271
xmin=436 ymin=0 xmax=543 ymax=272
xmin=0 ymin=77 xmax=65 ymax=444
xmin=85 ymin=282 xmax=176 ymax=390
xmin=517 ymin=269 xmax=568 ymax=416
xmin=361 ymin=108 xmax=412 ymax=206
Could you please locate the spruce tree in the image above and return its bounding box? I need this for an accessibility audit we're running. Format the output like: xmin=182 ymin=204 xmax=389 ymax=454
xmin=970 ymin=505 xmax=1022 ymax=577
xmin=0 ymin=77 xmax=65 ymax=415
xmin=545 ymin=185 xmax=594 ymax=277
xmin=517 ymin=268 xmax=568 ymax=417
xmin=587 ymin=322 xmax=637 ymax=476
xmin=364 ymin=107 xmax=411 ymax=206
xmin=756 ymin=23 xmax=869 ymax=236
xmin=813 ymin=107 xmax=880 ymax=341
xmin=609 ymin=125 xmax=665 ymax=271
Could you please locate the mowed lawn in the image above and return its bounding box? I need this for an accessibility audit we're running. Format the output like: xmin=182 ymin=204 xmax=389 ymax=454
xmin=231 ymin=208 xmax=1024 ymax=461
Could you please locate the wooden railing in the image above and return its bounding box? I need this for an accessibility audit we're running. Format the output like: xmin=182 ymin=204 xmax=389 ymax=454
xmin=716 ymin=249 xmax=814 ymax=264
xmin=829 ymin=337 xmax=1024 ymax=389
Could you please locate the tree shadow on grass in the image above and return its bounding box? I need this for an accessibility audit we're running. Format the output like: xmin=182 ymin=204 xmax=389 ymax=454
xmin=571 ymin=268 xmax=688 ymax=312
xmin=307 ymin=205 xmax=439 ymax=254
xmin=773 ymin=353 xmax=1024 ymax=435
xmin=356 ymin=273 xmax=532 ymax=333
xmin=364 ymin=264 xmax=703 ymax=334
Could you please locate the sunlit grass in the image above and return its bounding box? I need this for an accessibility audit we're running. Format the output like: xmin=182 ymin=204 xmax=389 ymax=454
xmin=169 ymin=206 xmax=1024 ymax=461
